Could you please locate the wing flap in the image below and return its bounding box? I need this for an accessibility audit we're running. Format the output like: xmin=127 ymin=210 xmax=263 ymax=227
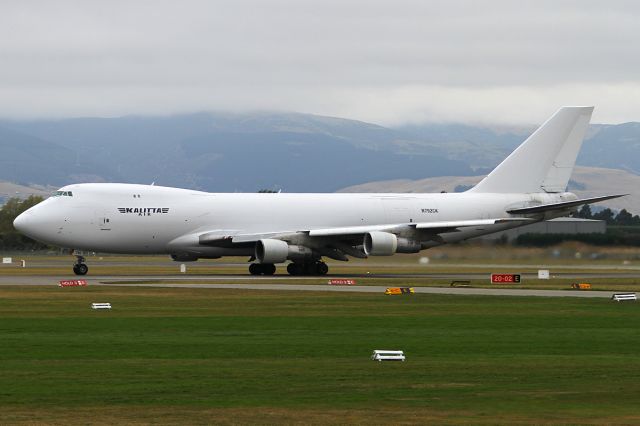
xmin=199 ymin=230 xmax=238 ymax=245
xmin=308 ymin=218 xmax=532 ymax=237
xmin=231 ymin=232 xmax=295 ymax=243
xmin=308 ymin=224 xmax=406 ymax=237
xmin=199 ymin=230 xmax=297 ymax=245
xmin=414 ymin=218 xmax=532 ymax=230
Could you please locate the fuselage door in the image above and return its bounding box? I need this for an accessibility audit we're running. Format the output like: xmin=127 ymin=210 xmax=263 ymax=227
xmin=96 ymin=211 xmax=112 ymax=231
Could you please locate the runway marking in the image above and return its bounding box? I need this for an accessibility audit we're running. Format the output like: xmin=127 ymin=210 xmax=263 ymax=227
xmin=0 ymin=275 xmax=628 ymax=298
xmin=95 ymin=282 xmax=617 ymax=298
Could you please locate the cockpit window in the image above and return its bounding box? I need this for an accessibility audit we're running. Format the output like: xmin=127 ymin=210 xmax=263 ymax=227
xmin=54 ymin=191 xmax=73 ymax=197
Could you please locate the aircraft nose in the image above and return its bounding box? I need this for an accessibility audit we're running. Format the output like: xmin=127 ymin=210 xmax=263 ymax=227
xmin=13 ymin=207 xmax=47 ymax=240
xmin=13 ymin=210 xmax=32 ymax=233
xmin=13 ymin=203 xmax=72 ymax=246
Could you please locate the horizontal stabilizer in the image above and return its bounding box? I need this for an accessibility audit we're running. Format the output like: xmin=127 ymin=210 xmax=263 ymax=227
xmin=507 ymin=194 xmax=627 ymax=215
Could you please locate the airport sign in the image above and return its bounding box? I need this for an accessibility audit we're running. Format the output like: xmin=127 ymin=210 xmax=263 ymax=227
xmin=490 ymin=273 xmax=521 ymax=284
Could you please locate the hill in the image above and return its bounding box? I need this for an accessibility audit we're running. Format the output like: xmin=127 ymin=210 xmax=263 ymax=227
xmin=338 ymin=166 xmax=640 ymax=214
xmin=0 ymin=113 xmax=471 ymax=192
xmin=0 ymin=181 xmax=51 ymax=205
xmin=578 ymin=122 xmax=640 ymax=174
xmin=0 ymin=125 xmax=117 ymax=187
xmin=1 ymin=111 xmax=640 ymax=194
xmin=394 ymin=122 xmax=640 ymax=174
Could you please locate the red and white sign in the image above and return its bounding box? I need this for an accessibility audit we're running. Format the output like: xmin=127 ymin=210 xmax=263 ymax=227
xmin=490 ymin=274 xmax=521 ymax=284
xmin=58 ymin=280 xmax=88 ymax=287
xmin=328 ymin=279 xmax=356 ymax=285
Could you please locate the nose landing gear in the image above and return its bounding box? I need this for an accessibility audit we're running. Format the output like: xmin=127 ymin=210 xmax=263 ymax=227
xmin=73 ymin=255 xmax=88 ymax=275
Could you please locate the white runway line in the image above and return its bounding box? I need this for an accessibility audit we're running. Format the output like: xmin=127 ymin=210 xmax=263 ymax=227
xmin=95 ymin=282 xmax=617 ymax=298
xmin=0 ymin=275 xmax=625 ymax=298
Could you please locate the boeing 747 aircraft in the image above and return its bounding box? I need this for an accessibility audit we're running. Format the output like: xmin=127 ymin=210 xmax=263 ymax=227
xmin=13 ymin=106 xmax=624 ymax=276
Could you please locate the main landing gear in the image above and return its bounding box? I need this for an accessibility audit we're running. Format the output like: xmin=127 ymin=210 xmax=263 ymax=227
xmin=73 ymin=255 xmax=88 ymax=276
xmin=287 ymin=261 xmax=328 ymax=276
xmin=248 ymin=261 xmax=330 ymax=276
xmin=249 ymin=263 xmax=276 ymax=276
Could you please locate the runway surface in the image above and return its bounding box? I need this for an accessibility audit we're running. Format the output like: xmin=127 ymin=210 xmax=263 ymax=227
xmin=0 ymin=274 xmax=631 ymax=298
xmin=97 ymin=282 xmax=621 ymax=298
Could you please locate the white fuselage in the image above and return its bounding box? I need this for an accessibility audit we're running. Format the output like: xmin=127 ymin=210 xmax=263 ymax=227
xmin=15 ymin=183 xmax=576 ymax=257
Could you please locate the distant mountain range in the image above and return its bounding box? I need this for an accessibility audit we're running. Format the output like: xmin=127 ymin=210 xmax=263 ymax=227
xmin=394 ymin=121 xmax=640 ymax=175
xmin=0 ymin=111 xmax=639 ymax=195
xmin=339 ymin=166 xmax=640 ymax=214
xmin=0 ymin=181 xmax=51 ymax=204
xmin=0 ymin=113 xmax=474 ymax=192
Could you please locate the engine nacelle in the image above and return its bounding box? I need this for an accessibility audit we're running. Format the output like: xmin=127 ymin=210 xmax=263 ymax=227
xmin=364 ymin=231 xmax=398 ymax=256
xmin=256 ymin=239 xmax=289 ymax=263
xmin=255 ymin=239 xmax=314 ymax=263
xmin=396 ymin=237 xmax=421 ymax=253
xmin=287 ymin=244 xmax=314 ymax=261
xmin=171 ymin=253 xmax=199 ymax=262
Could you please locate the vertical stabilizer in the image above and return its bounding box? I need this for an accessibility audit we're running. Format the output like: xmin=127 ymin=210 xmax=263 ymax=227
xmin=469 ymin=106 xmax=593 ymax=193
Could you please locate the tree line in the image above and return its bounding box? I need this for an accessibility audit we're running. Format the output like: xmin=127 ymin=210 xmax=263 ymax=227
xmin=515 ymin=205 xmax=640 ymax=247
xmin=574 ymin=205 xmax=640 ymax=226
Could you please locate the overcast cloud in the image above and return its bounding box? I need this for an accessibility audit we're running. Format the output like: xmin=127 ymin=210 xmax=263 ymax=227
xmin=0 ymin=0 xmax=639 ymax=125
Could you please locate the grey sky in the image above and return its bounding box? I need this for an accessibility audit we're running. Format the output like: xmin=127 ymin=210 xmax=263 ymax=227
xmin=1 ymin=0 xmax=639 ymax=124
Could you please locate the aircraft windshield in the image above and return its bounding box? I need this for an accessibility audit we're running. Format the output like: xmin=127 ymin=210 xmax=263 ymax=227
xmin=54 ymin=191 xmax=73 ymax=197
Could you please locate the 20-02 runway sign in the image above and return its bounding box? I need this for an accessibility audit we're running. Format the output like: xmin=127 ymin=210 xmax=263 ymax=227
xmin=490 ymin=273 xmax=521 ymax=284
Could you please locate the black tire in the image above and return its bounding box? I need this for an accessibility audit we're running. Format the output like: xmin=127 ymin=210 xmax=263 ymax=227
xmin=304 ymin=262 xmax=318 ymax=276
xmin=287 ymin=263 xmax=298 ymax=276
xmin=249 ymin=263 xmax=261 ymax=275
xmin=263 ymin=264 xmax=276 ymax=275
xmin=74 ymin=263 xmax=88 ymax=276
xmin=316 ymin=262 xmax=328 ymax=275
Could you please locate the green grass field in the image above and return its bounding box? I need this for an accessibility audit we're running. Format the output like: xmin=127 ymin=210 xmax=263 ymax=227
xmin=1 ymin=285 xmax=640 ymax=424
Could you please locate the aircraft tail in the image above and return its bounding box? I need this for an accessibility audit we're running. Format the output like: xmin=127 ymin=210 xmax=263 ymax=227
xmin=469 ymin=106 xmax=594 ymax=193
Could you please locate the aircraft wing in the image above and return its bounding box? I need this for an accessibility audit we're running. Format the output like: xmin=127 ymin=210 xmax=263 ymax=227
xmin=506 ymin=194 xmax=626 ymax=215
xmin=413 ymin=218 xmax=533 ymax=230
xmin=199 ymin=230 xmax=295 ymax=245
xmin=307 ymin=218 xmax=532 ymax=237
xmin=198 ymin=217 xmax=533 ymax=247
xmin=188 ymin=217 xmax=535 ymax=261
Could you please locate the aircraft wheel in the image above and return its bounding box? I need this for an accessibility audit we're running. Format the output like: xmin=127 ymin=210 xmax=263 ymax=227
xmin=287 ymin=263 xmax=298 ymax=276
xmin=305 ymin=262 xmax=318 ymax=275
xmin=316 ymin=261 xmax=328 ymax=275
xmin=287 ymin=262 xmax=325 ymax=276
xmin=73 ymin=263 xmax=88 ymax=276
xmin=263 ymin=264 xmax=276 ymax=275
xmin=249 ymin=263 xmax=261 ymax=275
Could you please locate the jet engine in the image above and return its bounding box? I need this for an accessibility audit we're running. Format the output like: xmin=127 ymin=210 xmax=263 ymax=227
xmin=255 ymin=239 xmax=313 ymax=263
xmin=396 ymin=237 xmax=421 ymax=253
xmin=364 ymin=232 xmax=421 ymax=255
xmin=364 ymin=231 xmax=397 ymax=256
xmin=171 ymin=253 xmax=199 ymax=262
